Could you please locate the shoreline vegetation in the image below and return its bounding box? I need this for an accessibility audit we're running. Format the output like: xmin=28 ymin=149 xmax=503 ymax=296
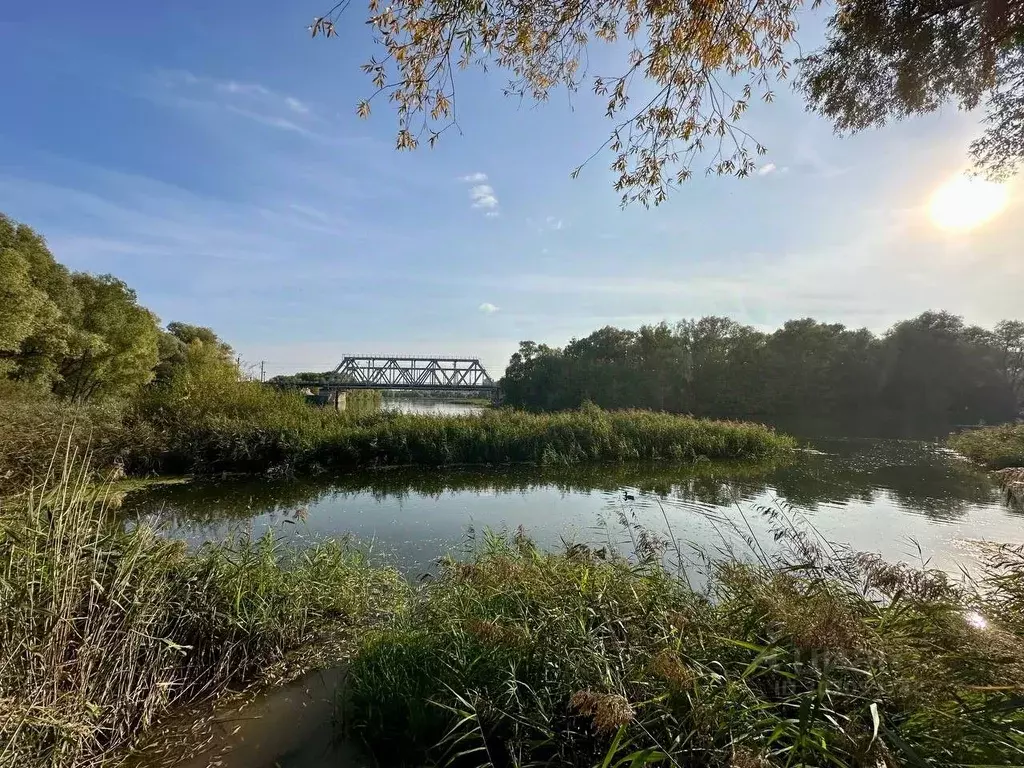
xmin=949 ymin=423 xmax=1024 ymax=469
xmin=1 ymin=376 xmax=795 ymax=497
xmin=501 ymin=317 xmax=1024 ymax=437
xmin=0 ymin=461 xmax=407 ymax=768
xmin=4 ymin=461 xmax=1024 ymax=767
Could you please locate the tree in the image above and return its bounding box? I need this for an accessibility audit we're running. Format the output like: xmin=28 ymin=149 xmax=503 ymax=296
xmin=0 ymin=214 xmax=78 ymax=386
xmin=313 ymin=0 xmax=1023 ymax=203
xmin=56 ymin=275 xmax=161 ymax=402
xmin=0 ymin=247 xmax=50 ymax=367
xmin=155 ymin=323 xmax=235 ymax=384
xmin=798 ymin=0 xmax=1024 ymax=180
xmin=499 ymin=311 xmax=1020 ymax=434
xmin=992 ymin=319 xmax=1024 ymax=413
xmin=314 ymin=0 xmax=799 ymax=206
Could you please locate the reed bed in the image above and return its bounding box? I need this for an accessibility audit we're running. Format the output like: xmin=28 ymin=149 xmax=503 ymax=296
xmin=151 ymin=404 xmax=795 ymax=475
xmin=345 ymin=522 xmax=1024 ymax=767
xmin=949 ymin=423 xmax=1024 ymax=469
xmin=0 ymin=457 xmax=404 ymax=768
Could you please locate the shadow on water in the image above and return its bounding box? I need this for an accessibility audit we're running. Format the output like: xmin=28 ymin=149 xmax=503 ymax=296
xmin=133 ymin=667 xmax=370 ymax=768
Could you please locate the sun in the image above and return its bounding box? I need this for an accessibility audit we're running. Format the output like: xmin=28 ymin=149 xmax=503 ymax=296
xmin=928 ymin=175 xmax=1009 ymax=231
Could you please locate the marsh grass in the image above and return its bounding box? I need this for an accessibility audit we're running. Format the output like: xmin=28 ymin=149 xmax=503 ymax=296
xmin=0 ymin=452 xmax=405 ymax=768
xmin=2 ymin=376 xmax=792 ymax=491
xmin=949 ymin=423 xmax=1024 ymax=469
xmin=149 ymin=403 xmax=795 ymax=476
xmin=344 ymin=514 xmax=1024 ymax=767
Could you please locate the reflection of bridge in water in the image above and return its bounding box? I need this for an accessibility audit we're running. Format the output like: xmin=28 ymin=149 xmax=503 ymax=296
xmin=280 ymin=355 xmax=500 ymax=405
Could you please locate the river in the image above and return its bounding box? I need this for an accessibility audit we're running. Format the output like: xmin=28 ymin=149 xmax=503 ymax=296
xmin=123 ymin=408 xmax=1021 ymax=768
xmin=123 ymin=429 xmax=1020 ymax=579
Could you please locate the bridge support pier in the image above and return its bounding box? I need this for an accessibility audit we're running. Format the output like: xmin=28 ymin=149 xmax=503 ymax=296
xmin=330 ymin=390 xmax=347 ymax=412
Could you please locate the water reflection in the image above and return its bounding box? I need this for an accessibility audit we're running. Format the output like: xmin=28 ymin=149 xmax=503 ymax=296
xmin=123 ymin=438 xmax=1019 ymax=576
xmin=380 ymin=398 xmax=486 ymax=416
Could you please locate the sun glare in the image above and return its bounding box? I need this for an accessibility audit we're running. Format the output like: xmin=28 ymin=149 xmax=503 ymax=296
xmin=928 ymin=175 xmax=1009 ymax=231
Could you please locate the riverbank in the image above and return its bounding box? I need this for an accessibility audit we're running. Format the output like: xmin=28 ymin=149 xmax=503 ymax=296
xmin=949 ymin=423 xmax=1024 ymax=468
xmin=4 ymin=463 xmax=1024 ymax=767
xmin=0 ymin=466 xmax=406 ymax=768
xmin=345 ymin=529 xmax=1024 ymax=768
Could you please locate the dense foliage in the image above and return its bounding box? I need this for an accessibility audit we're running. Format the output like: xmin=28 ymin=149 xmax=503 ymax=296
xmin=313 ymin=0 xmax=1024 ymax=202
xmin=501 ymin=315 xmax=1024 ymax=436
xmin=799 ymin=0 xmax=1024 ymax=181
xmin=950 ymin=423 xmax=1024 ymax=469
xmin=347 ymin=527 xmax=1024 ymax=767
xmin=0 ymin=213 xmax=232 ymax=404
xmin=0 ymin=465 xmax=405 ymax=768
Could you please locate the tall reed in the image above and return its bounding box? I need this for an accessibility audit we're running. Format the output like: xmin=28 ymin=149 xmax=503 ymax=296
xmin=149 ymin=403 xmax=795 ymax=475
xmin=345 ymin=522 xmax=1024 ymax=767
xmin=949 ymin=423 xmax=1024 ymax=469
xmin=0 ymin=453 xmax=404 ymax=768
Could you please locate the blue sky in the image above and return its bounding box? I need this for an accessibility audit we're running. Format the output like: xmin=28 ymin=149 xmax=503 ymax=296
xmin=1 ymin=0 xmax=1020 ymax=379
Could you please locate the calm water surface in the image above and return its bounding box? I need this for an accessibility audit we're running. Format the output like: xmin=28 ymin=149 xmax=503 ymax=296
xmin=380 ymin=398 xmax=486 ymax=416
xmin=124 ymin=435 xmax=1021 ymax=577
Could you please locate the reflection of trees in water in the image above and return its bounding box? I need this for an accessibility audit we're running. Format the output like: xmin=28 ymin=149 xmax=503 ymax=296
xmin=122 ymin=441 xmax=1002 ymax=529
xmin=767 ymin=442 xmax=998 ymax=521
xmin=122 ymin=462 xmax=780 ymax=527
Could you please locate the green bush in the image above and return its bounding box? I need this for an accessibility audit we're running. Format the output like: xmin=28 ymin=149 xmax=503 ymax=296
xmin=949 ymin=423 xmax=1024 ymax=468
xmin=346 ymin=531 xmax=1024 ymax=767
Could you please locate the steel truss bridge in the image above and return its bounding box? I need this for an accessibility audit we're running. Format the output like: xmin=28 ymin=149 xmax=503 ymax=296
xmin=275 ymin=355 xmax=498 ymax=394
xmin=332 ymin=355 xmax=497 ymax=392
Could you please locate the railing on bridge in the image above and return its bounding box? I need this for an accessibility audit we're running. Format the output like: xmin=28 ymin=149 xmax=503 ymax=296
xmin=329 ymin=355 xmax=497 ymax=391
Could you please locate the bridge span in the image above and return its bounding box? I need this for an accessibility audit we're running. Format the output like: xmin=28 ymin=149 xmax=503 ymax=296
xmin=274 ymin=355 xmax=500 ymax=398
xmin=331 ymin=355 xmax=497 ymax=392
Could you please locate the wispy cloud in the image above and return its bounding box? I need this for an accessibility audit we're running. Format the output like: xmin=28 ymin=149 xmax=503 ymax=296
xmin=479 ymin=302 xmax=500 ymax=313
xmin=224 ymin=105 xmax=313 ymax=136
xmin=285 ymin=96 xmax=310 ymax=114
xmin=216 ymin=80 xmax=272 ymax=97
xmin=154 ymin=69 xmax=315 ymax=135
xmin=459 ymin=172 xmax=488 ymax=183
xmin=756 ymin=163 xmax=777 ymax=176
xmin=526 ymin=216 xmax=565 ymax=232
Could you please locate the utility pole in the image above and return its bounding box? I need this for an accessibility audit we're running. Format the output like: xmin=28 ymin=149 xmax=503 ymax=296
xmin=260 ymin=361 xmax=265 ymax=383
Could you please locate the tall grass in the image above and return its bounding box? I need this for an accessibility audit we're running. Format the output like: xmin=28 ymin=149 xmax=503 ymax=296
xmin=1 ymin=375 xmax=792 ymax=490
xmin=345 ymin=524 xmax=1024 ymax=767
xmin=0 ymin=455 xmax=405 ymax=768
xmin=949 ymin=423 xmax=1024 ymax=468
xmin=0 ymin=383 xmax=153 ymax=496
xmin=148 ymin=402 xmax=795 ymax=475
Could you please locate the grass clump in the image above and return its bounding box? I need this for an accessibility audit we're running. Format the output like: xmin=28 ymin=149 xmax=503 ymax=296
xmin=345 ymin=529 xmax=1024 ymax=767
xmin=149 ymin=402 xmax=794 ymax=475
xmin=0 ymin=458 xmax=405 ymax=768
xmin=949 ymin=423 xmax=1024 ymax=469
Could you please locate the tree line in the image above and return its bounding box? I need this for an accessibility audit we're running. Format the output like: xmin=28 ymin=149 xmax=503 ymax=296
xmin=500 ymin=315 xmax=1024 ymax=436
xmin=1 ymin=213 xmax=236 ymax=402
